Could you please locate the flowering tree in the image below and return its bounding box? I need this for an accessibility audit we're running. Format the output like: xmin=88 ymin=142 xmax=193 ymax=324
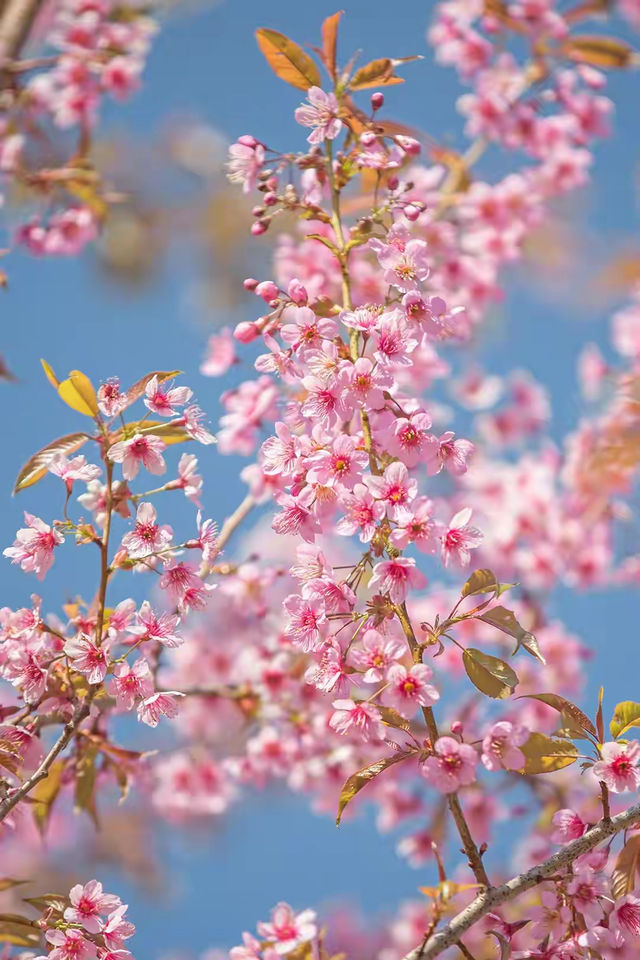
xmin=3 ymin=3 xmax=640 ymax=960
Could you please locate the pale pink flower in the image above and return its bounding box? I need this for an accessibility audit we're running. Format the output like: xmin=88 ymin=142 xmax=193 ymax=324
xmin=175 ymin=453 xmax=203 ymax=505
xmin=422 ymin=736 xmax=477 ymax=793
xmin=108 ymin=658 xmax=154 ymax=711
xmin=567 ymin=869 xmax=608 ymax=924
xmin=306 ymin=435 xmax=368 ymax=491
xmin=144 ymin=375 xmax=192 ymax=416
xmin=97 ymin=378 xmax=128 ymax=418
xmin=551 ymin=808 xmax=587 ymax=844
xmin=295 ymin=87 xmax=342 ymax=144
xmin=592 ymin=741 xmax=640 ymax=793
xmin=2 ymin=648 xmax=47 ymax=703
xmin=128 ymin=600 xmax=183 ymax=647
xmin=46 ymin=927 xmax=96 ymax=960
xmin=384 ymin=663 xmax=440 ymax=718
xmin=107 ymin=433 xmax=167 ymax=481
xmin=137 ymin=691 xmax=184 ymax=727
xmin=528 ymin=889 xmax=571 ymax=941
xmin=330 ymin=699 xmax=385 ymax=742
xmin=158 ymin=560 xmax=205 ymax=603
xmin=336 ymin=484 xmax=385 ymax=543
xmin=102 ymin=904 xmax=135 ymax=950
xmin=121 ymin=501 xmax=173 ymax=558
xmin=481 ymin=720 xmax=529 ymax=771
xmin=283 ymin=594 xmax=327 ymax=652
xmin=64 ymin=880 xmax=121 ymax=934
xmin=4 ymin=512 xmax=64 ymax=580
xmin=181 ymin=404 xmax=216 ymax=444
xmin=227 ymin=135 xmax=265 ymax=193
xmin=49 ymin=455 xmax=101 ymax=490
xmin=424 ymin=431 xmax=474 ymax=476
xmin=201 ymin=328 xmax=236 ymax=377
xmin=369 ymin=557 xmax=426 ymax=604
xmin=257 ymin=902 xmax=318 ymax=954
xmin=350 ymin=630 xmax=405 ymax=683
xmin=365 ymin=461 xmax=418 ymax=521
xmin=441 ymin=507 xmax=483 ymax=567
xmin=390 ymin=499 xmax=441 ymax=554
xmin=610 ymin=895 xmax=640 ymax=940
xmin=64 ymin=635 xmax=109 ymax=684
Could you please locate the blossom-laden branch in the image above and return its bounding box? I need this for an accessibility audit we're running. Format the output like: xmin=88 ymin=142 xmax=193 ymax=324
xmin=403 ymin=800 xmax=640 ymax=960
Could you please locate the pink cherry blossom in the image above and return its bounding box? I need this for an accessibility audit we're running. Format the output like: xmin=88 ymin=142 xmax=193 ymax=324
xmin=107 ymin=433 xmax=167 ymax=481
xmin=257 ymin=902 xmax=318 ymax=954
xmin=64 ymin=880 xmax=121 ymax=933
xmin=121 ymin=501 xmax=173 ymax=558
xmin=64 ymin=635 xmax=109 ymax=684
xmin=481 ymin=720 xmax=529 ymax=772
xmin=109 ymin=658 xmax=154 ymax=710
xmin=369 ymin=557 xmax=426 ymax=604
xmin=144 ymin=375 xmax=192 ymax=416
xmin=4 ymin=513 xmax=64 ymax=579
xmin=329 ymin=699 xmax=385 ymax=742
xmin=295 ymin=87 xmax=342 ymax=144
xmin=137 ymin=691 xmax=184 ymax=727
xmin=441 ymin=507 xmax=483 ymax=567
xmin=592 ymin=741 xmax=640 ymax=793
xmin=422 ymin=736 xmax=477 ymax=793
xmin=384 ymin=663 xmax=440 ymax=718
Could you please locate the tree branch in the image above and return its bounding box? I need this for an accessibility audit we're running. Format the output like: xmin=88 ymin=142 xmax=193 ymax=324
xmin=217 ymin=494 xmax=255 ymax=552
xmin=0 ymin=0 xmax=44 ymax=67
xmin=0 ymin=699 xmax=90 ymax=823
xmin=402 ymin=801 xmax=640 ymax=960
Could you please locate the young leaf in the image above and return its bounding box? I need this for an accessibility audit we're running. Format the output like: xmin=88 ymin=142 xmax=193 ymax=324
xmin=462 ymin=648 xmax=518 ymax=700
xmin=57 ymin=370 xmax=99 ymax=417
xmin=0 ymin=879 xmax=28 ymax=892
xmin=255 ymin=29 xmax=321 ymax=90
xmin=40 ymin=358 xmax=60 ymax=388
xmin=13 ymin=432 xmax=90 ymax=494
xmin=596 ymin=686 xmax=605 ymax=743
xmin=517 ymin=733 xmax=578 ymax=775
xmin=321 ymin=11 xmax=343 ymax=80
xmin=612 ymin=834 xmax=640 ymax=899
xmin=31 ymin=759 xmax=65 ymax=835
xmin=610 ymin=701 xmax=640 ymax=739
xmin=517 ymin=694 xmax=597 ymax=739
xmin=336 ymin=750 xmax=414 ymax=825
xmin=376 ymin=705 xmax=412 ymax=732
xmin=461 ymin=568 xmax=500 ymax=597
xmin=562 ymin=35 xmax=635 ymax=69
xmin=0 ymin=918 xmax=41 ymax=947
xmin=74 ymin=744 xmax=99 ymax=825
xmin=125 ymin=421 xmax=192 ymax=445
xmin=350 ymin=58 xmax=405 ymax=90
xmin=477 ymin=606 xmax=545 ymax=664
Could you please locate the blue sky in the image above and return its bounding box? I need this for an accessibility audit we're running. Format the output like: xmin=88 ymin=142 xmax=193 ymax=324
xmin=2 ymin=1 xmax=640 ymax=956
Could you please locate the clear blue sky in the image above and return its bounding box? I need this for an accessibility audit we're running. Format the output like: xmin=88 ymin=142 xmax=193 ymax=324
xmin=2 ymin=1 xmax=640 ymax=956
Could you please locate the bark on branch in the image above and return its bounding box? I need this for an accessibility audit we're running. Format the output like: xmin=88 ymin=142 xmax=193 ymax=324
xmin=402 ymin=801 xmax=640 ymax=960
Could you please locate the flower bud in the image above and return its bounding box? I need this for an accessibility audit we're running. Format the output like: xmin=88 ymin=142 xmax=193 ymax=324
xmin=395 ymin=135 xmax=421 ymax=156
xmin=404 ymin=203 xmax=421 ymax=222
xmin=251 ymin=220 xmax=269 ymax=236
xmin=263 ymin=192 xmax=278 ymax=207
xmin=288 ymin=278 xmax=308 ymax=305
xmin=237 ymin=134 xmax=258 ymax=148
xmin=255 ymin=280 xmax=279 ymax=302
xmin=387 ymin=175 xmax=399 ymax=191
xmin=451 ymin=720 xmax=464 ymax=736
xmin=360 ymin=130 xmax=378 ymax=147
xmin=234 ymin=321 xmax=260 ymax=343
xmin=371 ymin=92 xmax=384 ymax=111
xmin=243 ymin=277 xmax=258 ymax=291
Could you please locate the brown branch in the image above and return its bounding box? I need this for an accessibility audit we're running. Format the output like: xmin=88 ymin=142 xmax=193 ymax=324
xmin=0 ymin=0 xmax=45 ymax=69
xmin=217 ymin=493 xmax=256 ymax=553
xmin=401 ymin=800 xmax=640 ymax=960
xmin=0 ymin=699 xmax=90 ymax=822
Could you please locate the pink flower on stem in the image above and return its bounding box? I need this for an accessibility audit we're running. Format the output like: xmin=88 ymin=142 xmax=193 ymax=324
xmin=610 ymin=895 xmax=640 ymax=940
xmin=592 ymin=741 xmax=640 ymax=793
xmin=121 ymin=501 xmax=173 ymax=559
xmin=107 ymin=433 xmax=167 ymax=481
xmin=481 ymin=720 xmax=529 ymax=772
xmin=257 ymin=902 xmax=318 ymax=954
xmin=4 ymin=512 xmax=64 ymax=580
xmin=551 ymin=808 xmax=587 ymax=844
xmin=272 ymin=491 xmax=320 ymax=543
xmin=336 ymin=484 xmax=385 ymax=543
xmin=425 ymin=431 xmax=475 ymax=476
xmin=175 ymin=453 xmax=203 ymax=506
xmin=128 ymin=601 xmax=183 ymax=648
xmin=384 ymin=663 xmax=440 ymax=718
xmin=201 ymin=328 xmax=236 ymax=377
xmin=283 ymin=594 xmax=327 ymax=652
xmin=181 ymin=404 xmax=216 ymax=444
xmin=46 ymin=928 xmax=96 ymax=960
xmin=441 ymin=508 xmax=483 ymax=567
xmin=64 ymin=880 xmax=121 ymax=933
xmin=97 ymin=378 xmax=128 ymax=418
xmin=329 ymin=699 xmax=385 ymax=742
xmin=144 ymin=375 xmax=192 ymax=416
xmin=227 ymin=135 xmax=265 ymax=194
xmin=567 ymin=869 xmax=608 ymax=925
xmin=49 ymin=455 xmax=101 ymax=491
xmin=350 ymin=629 xmax=405 ymax=683
xmin=306 ymin=435 xmax=368 ymax=491
xmin=369 ymin=557 xmax=426 ymax=604
xmin=64 ymin=635 xmax=109 ymax=684
xmin=422 ymin=736 xmax=477 ymax=793
xmin=137 ymin=691 xmax=184 ymax=727
xmin=108 ymin=658 xmax=154 ymax=711
xmin=365 ymin=461 xmax=418 ymax=521
xmin=3 ymin=648 xmax=48 ymax=703
xmin=102 ymin=904 xmax=135 ymax=950
xmin=295 ymin=87 xmax=342 ymax=144
xmin=390 ymin=499 xmax=441 ymax=554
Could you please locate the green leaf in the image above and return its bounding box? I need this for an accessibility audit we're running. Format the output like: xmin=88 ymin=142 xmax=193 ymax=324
xmin=255 ymin=28 xmax=321 ymax=90
xmin=610 ymin=701 xmax=640 ymax=739
xmin=478 ymin=606 xmax=545 ymax=664
xmin=13 ymin=432 xmax=90 ymax=494
xmin=612 ymin=835 xmax=640 ymax=899
xmin=336 ymin=750 xmax=414 ymax=825
xmin=462 ymin=647 xmax=518 ymax=700
xmin=518 ymin=694 xmax=597 ymax=739
xmin=517 ymin=733 xmax=578 ymax=775
xmin=461 ymin=569 xmax=500 ymax=598
xmin=74 ymin=743 xmax=98 ymax=824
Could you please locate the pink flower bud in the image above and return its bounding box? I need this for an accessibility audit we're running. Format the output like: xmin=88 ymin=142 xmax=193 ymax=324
xmin=264 ymin=192 xmax=278 ymax=207
xmin=371 ymin=92 xmax=384 ymax=111
xmin=256 ymin=281 xmax=279 ymax=302
xmin=234 ymin=321 xmax=259 ymax=343
xmin=237 ymin=134 xmax=258 ymax=148
xmin=395 ymin=135 xmax=421 ymax=156
xmin=451 ymin=721 xmax=464 ymax=736
xmin=360 ymin=130 xmax=378 ymax=147
xmin=251 ymin=220 xmax=269 ymax=236
xmin=266 ymin=176 xmax=279 ymax=191
xmin=387 ymin=175 xmax=399 ymax=190
xmin=252 ymin=206 xmax=265 ymax=217
xmin=243 ymin=277 xmax=258 ymax=291
xmin=404 ymin=203 xmax=421 ymax=222
xmin=288 ymin=278 xmax=308 ymax=305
